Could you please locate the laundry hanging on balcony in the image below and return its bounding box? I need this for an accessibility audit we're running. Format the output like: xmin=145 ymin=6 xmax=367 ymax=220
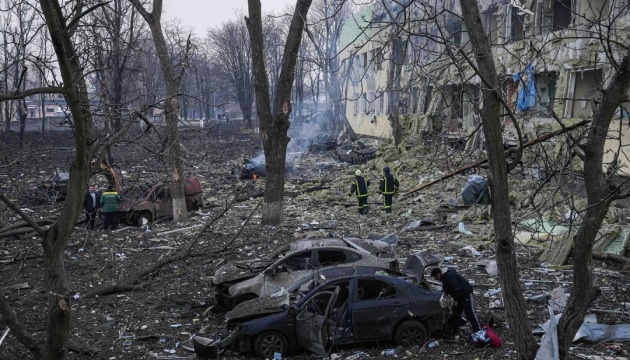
xmin=514 ymin=64 xmax=537 ymax=112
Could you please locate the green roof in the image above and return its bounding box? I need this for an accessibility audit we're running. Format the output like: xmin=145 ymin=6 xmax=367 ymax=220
xmin=339 ymin=5 xmax=372 ymax=51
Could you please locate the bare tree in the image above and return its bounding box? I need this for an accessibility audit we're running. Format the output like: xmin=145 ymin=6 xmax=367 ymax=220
xmin=245 ymin=0 xmax=313 ymax=225
xmin=206 ymin=18 xmax=255 ymax=127
xmin=305 ymin=0 xmax=357 ymax=139
xmin=130 ymin=0 xmax=190 ymax=223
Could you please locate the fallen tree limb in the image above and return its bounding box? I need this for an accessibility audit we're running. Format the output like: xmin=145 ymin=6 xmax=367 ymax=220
xmin=401 ymin=120 xmax=591 ymax=197
xmin=0 ymin=283 xmax=30 ymax=292
xmin=0 ymin=227 xmax=50 ymax=239
xmin=0 ymin=194 xmax=46 ymax=237
xmin=82 ymin=192 xmax=254 ymax=298
xmin=593 ymin=251 xmax=630 ymax=265
xmin=0 ymin=293 xmax=42 ymax=357
xmin=0 ymin=217 xmax=56 ymax=234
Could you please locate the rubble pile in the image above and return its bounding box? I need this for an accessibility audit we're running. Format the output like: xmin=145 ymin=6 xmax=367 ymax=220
xmin=0 ymin=124 xmax=628 ymax=360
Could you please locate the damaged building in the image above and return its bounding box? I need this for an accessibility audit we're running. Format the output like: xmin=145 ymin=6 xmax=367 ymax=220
xmin=340 ymin=0 xmax=630 ymax=173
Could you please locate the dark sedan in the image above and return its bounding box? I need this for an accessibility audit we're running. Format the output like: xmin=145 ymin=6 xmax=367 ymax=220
xmin=224 ymin=274 xmax=449 ymax=358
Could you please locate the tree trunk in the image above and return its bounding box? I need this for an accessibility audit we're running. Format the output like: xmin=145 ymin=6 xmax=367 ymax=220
xmin=387 ymin=36 xmax=404 ymax=147
xmin=246 ymin=0 xmax=313 ymax=225
xmin=458 ymin=1 xmax=537 ymax=359
xmin=557 ymin=50 xmax=630 ymax=358
xmin=131 ymin=0 xmax=187 ymax=223
xmin=37 ymin=1 xmax=94 ymax=358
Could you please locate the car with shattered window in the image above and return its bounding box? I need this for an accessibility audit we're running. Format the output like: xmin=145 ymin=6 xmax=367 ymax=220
xmin=208 ymin=272 xmax=451 ymax=359
xmin=336 ymin=141 xmax=377 ymax=164
xmin=212 ymin=238 xmax=398 ymax=309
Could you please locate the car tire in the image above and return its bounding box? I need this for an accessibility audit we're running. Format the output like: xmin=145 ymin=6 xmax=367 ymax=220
xmin=136 ymin=212 xmax=152 ymax=227
xmin=254 ymin=331 xmax=289 ymax=359
xmin=394 ymin=319 xmax=427 ymax=346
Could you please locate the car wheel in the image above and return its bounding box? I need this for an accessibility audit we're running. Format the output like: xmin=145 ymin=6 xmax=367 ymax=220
xmin=136 ymin=212 xmax=152 ymax=227
xmin=394 ymin=319 xmax=427 ymax=346
xmin=254 ymin=331 xmax=288 ymax=359
xmin=230 ymin=293 xmax=258 ymax=308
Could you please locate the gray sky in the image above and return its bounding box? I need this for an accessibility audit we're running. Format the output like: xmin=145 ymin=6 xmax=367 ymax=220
xmin=163 ymin=0 xmax=293 ymax=37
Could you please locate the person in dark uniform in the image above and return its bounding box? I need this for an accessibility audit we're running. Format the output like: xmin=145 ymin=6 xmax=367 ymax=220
xmin=431 ymin=267 xmax=481 ymax=333
xmin=349 ymin=169 xmax=370 ymax=215
xmin=378 ymin=166 xmax=399 ymax=213
xmin=83 ymin=185 xmax=100 ymax=230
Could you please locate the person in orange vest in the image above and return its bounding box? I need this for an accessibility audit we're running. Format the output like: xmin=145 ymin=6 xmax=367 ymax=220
xmin=378 ymin=166 xmax=399 ymax=213
xmin=349 ymin=169 xmax=370 ymax=215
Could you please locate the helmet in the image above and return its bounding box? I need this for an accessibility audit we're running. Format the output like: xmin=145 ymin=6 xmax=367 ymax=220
xmin=383 ymin=166 xmax=390 ymax=173
xmin=355 ymin=170 xmax=362 ymax=176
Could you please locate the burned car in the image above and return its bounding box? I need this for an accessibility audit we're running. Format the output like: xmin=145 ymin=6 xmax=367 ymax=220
xmin=116 ymin=176 xmax=204 ymax=226
xmin=240 ymin=158 xmax=266 ymax=180
xmin=213 ymin=238 xmax=397 ymax=309
xmin=308 ymin=134 xmax=337 ymax=152
xmin=336 ymin=142 xmax=376 ymax=164
xmin=216 ymin=274 xmax=450 ymax=358
xmin=41 ymin=171 xmax=70 ymax=202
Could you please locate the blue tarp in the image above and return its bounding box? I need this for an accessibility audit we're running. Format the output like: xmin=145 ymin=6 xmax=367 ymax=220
xmin=514 ymin=64 xmax=537 ymax=112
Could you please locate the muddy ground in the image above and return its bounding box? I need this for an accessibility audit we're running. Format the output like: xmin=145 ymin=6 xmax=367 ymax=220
xmin=0 ymin=121 xmax=628 ymax=360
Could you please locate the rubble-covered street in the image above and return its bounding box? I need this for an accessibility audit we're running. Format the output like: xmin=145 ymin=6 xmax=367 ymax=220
xmin=1 ymin=121 xmax=629 ymax=360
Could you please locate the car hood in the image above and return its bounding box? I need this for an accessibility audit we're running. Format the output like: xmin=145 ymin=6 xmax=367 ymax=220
xmin=225 ymin=290 xmax=292 ymax=322
xmin=213 ymin=259 xmax=271 ymax=285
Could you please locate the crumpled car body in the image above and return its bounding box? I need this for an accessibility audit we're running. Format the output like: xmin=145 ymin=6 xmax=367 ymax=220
xmin=336 ymin=142 xmax=376 ymax=164
xmin=220 ymin=274 xmax=449 ymax=358
xmin=116 ymin=176 xmax=203 ymax=226
xmin=212 ymin=238 xmax=397 ymax=308
xmin=224 ymin=251 xmax=439 ymax=323
xmin=308 ymin=134 xmax=337 ymax=152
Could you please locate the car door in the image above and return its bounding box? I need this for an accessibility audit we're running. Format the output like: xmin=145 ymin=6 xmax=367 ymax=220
xmin=261 ymin=250 xmax=315 ymax=296
xmin=154 ymin=185 xmax=172 ymax=219
xmin=350 ymin=278 xmax=408 ymax=340
xmin=295 ymin=285 xmax=340 ymax=355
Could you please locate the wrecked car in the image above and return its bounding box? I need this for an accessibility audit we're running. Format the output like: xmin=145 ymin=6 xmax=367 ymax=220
xmin=212 ymin=238 xmax=397 ymax=308
xmin=116 ymin=176 xmax=204 ymax=226
xmin=308 ymin=134 xmax=337 ymax=152
xmin=240 ymin=158 xmax=266 ymax=180
xmin=225 ymin=251 xmax=440 ymax=324
xmin=41 ymin=171 xmax=69 ymax=201
xmin=336 ymin=142 xmax=376 ymax=164
xmin=217 ymin=274 xmax=450 ymax=358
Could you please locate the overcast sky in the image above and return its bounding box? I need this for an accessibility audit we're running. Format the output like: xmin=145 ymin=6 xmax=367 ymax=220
xmin=163 ymin=0 xmax=293 ymax=37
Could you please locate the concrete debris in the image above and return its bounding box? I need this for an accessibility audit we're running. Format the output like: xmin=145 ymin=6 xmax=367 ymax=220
xmin=458 ymin=245 xmax=482 ymax=257
xmin=458 ymin=222 xmax=474 ymax=235
xmin=549 ymin=287 xmax=569 ymax=313
xmin=535 ymin=306 xmax=560 ymax=360
xmin=475 ymin=258 xmax=498 ymax=275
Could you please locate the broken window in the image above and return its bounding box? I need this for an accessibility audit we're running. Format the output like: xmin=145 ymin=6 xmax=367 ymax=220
xmin=354 ymin=95 xmax=359 ymax=114
xmin=359 ymin=94 xmax=367 ymax=113
xmin=46 ymin=108 xmax=54 ymax=113
xmin=422 ymin=86 xmax=433 ymax=114
xmin=357 ymin=279 xmax=396 ymax=301
xmin=315 ymin=250 xmax=347 ymax=267
xmin=367 ymin=91 xmax=375 ymax=113
xmin=375 ymin=91 xmax=384 ymax=113
xmin=565 ymin=68 xmax=603 ymax=118
xmin=375 ymin=47 xmax=384 ymax=71
xmin=482 ymin=5 xmax=499 ymax=44
xmin=410 ymin=87 xmax=420 ymax=114
xmin=277 ymin=250 xmax=312 ymax=272
xmin=553 ymin=0 xmax=573 ymax=30
xmin=509 ymin=4 xmax=525 ymax=41
xmin=533 ymin=72 xmax=558 ymax=117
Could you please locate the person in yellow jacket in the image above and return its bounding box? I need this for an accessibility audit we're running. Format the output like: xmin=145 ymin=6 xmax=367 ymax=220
xmin=100 ymin=185 xmax=121 ymax=231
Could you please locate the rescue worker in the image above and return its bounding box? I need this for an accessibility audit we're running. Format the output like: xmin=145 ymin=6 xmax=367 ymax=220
xmin=100 ymin=184 xmax=121 ymax=231
xmin=349 ymin=169 xmax=370 ymax=215
xmin=431 ymin=267 xmax=481 ymax=333
xmin=378 ymin=166 xmax=399 ymax=213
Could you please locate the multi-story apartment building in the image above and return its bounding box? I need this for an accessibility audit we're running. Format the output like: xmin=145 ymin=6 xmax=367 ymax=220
xmin=340 ymin=0 xmax=630 ymax=170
